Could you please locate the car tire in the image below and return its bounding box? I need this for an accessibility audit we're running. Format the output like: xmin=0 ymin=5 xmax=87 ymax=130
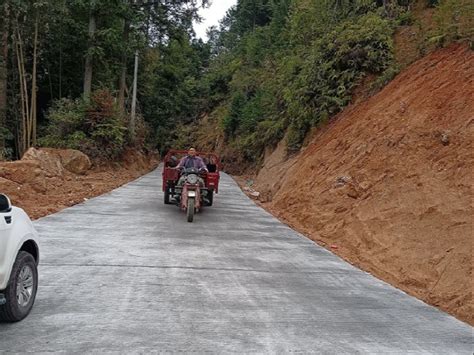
xmin=0 ymin=251 xmax=38 ymax=322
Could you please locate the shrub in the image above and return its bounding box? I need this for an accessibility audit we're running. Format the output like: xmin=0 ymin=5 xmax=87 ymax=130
xmin=222 ymin=92 xmax=245 ymax=136
xmin=38 ymin=98 xmax=90 ymax=151
xmin=0 ymin=126 xmax=14 ymax=160
xmin=39 ymin=89 xmax=127 ymax=160
xmin=42 ymin=98 xmax=87 ymax=138
xmin=284 ymin=12 xmax=394 ymax=150
xmin=370 ymin=65 xmax=401 ymax=93
xmin=85 ymin=90 xmax=127 ymax=159
xmin=398 ymin=11 xmax=415 ymax=26
xmin=431 ymin=0 xmax=474 ymax=46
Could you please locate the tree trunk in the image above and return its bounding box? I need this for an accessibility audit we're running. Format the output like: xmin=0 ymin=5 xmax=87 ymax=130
xmin=30 ymin=11 xmax=39 ymax=146
xmin=59 ymin=0 xmax=65 ymax=98
xmin=83 ymin=12 xmax=96 ymax=99
xmin=118 ymin=18 xmax=130 ymax=112
xmin=15 ymin=28 xmax=29 ymax=156
xmin=14 ymin=20 xmax=37 ymax=158
xmin=130 ymin=50 xmax=139 ymax=141
xmin=0 ymin=0 xmax=9 ymax=160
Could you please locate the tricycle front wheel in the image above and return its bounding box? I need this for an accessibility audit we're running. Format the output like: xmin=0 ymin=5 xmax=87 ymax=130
xmin=187 ymin=198 xmax=195 ymax=223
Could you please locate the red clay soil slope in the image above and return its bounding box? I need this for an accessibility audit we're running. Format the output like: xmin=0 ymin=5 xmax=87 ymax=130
xmin=0 ymin=149 xmax=158 ymax=220
xmin=260 ymin=44 xmax=473 ymax=324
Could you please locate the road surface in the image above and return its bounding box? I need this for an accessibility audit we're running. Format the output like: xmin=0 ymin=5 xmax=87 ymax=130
xmin=1 ymin=168 xmax=473 ymax=353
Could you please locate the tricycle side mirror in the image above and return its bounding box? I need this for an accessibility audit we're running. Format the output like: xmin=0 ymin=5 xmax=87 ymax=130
xmin=0 ymin=194 xmax=12 ymax=213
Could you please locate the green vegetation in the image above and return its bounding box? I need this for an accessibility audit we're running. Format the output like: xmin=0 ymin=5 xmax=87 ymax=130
xmin=185 ymin=0 xmax=472 ymax=163
xmin=39 ymin=90 xmax=127 ymax=159
xmin=0 ymin=0 xmax=471 ymax=163
xmin=0 ymin=0 xmax=210 ymax=159
xmin=193 ymin=0 xmax=398 ymax=159
xmin=430 ymin=0 xmax=473 ymax=47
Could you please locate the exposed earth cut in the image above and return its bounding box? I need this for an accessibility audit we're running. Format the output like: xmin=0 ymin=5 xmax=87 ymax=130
xmin=242 ymin=43 xmax=473 ymax=325
xmin=0 ymin=148 xmax=158 ymax=220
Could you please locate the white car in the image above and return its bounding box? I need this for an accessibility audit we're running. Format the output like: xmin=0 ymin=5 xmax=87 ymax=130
xmin=0 ymin=194 xmax=40 ymax=322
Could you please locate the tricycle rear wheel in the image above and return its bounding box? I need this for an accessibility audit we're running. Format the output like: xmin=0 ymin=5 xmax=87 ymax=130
xmin=164 ymin=186 xmax=171 ymax=205
xmin=207 ymin=190 xmax=214 ymax=206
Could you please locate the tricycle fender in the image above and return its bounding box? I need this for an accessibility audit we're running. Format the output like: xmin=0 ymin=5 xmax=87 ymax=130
xmin=181 ymin=185 xmax=201 ymax=212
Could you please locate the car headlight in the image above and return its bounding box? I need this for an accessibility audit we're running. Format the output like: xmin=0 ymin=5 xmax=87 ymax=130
xmin=187 ymin=174 xmax=199 ymax=184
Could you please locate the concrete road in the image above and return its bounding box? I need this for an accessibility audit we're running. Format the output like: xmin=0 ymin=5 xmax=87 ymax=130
xmin=0 ymin=168 xmax=472 ymax=353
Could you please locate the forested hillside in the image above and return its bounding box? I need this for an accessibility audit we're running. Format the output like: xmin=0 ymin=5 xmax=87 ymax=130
xmin=0 ymin=0 xmax=472 ymax=164
xmin=173 ymin=0 xmax=472 ymax=169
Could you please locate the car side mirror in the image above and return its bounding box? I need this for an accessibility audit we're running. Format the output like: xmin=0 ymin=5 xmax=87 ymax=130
xmin=0 ymin=194 xmax=12 ymax=213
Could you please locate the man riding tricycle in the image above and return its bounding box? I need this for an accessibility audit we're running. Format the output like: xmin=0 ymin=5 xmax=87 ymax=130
xmin=162 ymin=148 xmax=220 ymax=222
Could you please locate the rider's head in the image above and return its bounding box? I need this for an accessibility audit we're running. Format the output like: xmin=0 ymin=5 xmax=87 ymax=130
xmin=188 ymin=148 xmax=197 ymax=157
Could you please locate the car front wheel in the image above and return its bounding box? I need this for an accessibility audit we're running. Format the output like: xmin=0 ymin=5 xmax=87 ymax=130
xmin=0 ymin=251 xmax=38 ymax=322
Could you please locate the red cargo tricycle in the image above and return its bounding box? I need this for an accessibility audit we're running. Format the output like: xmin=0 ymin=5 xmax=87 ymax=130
xmin=162 ymin=150 xmax=221 ymax=222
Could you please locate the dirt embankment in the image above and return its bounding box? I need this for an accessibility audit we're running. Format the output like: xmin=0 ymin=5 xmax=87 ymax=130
xmin=0 ymin=148 xmax=158 ymax=220
xmin=246 ymin=44 xmax=473 ymax=324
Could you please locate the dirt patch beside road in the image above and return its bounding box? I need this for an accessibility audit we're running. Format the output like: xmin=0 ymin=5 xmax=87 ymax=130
xmin=238 ymin=43 xmax=473 ymax=325
xmin=0 ymin=148 xmax=158 ymax=220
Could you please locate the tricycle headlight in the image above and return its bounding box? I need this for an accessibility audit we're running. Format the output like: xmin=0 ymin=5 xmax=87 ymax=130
xmin=187 ymin=174 xmax=199 ymax=184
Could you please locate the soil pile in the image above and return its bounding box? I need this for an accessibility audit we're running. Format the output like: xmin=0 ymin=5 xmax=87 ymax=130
xmin=0 ymin=148 xmax=158 ymax=219
xmin=251 ymin=44 xmax=473 ymax=324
